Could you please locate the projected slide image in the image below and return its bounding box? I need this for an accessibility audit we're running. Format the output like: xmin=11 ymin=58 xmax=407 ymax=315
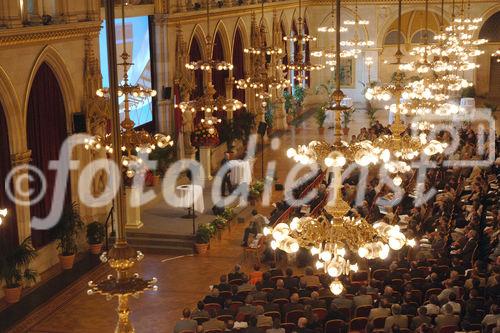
xmin=100 ymin=16 xmax=153 ymax=128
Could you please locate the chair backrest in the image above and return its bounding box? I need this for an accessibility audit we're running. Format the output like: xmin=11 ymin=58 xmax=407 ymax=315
xmin=252 ymin=300 xmax=267 ymax=306
xmin=355 ymin=305 xmax=372 ymax=318
xmin=193 ymin=317 xmax=208 ymax=325
xmin=273 ymin=298 xmax=290 ymax=305
xmin=467 ymin=323 xmax=482 ymax=331
xmin=204 ymin=303 xmax=222 ymax=313
xmin=410 ymin=289 xmax=423 ymax=305
xmin=216 ymin=314 xmax=233 ymax=322
xmin=262 ymin=287 xmax=274 ymax=293
xmin=372 ymin=269 xmax=389 ymax=281
xmin=411 ymin=278 xmax=425 ymax=288
xmin=285 ymin=309 xmax=305 ymax=325
xmin=229 ymin=279 xmax=243 ymax=286
xmin=324 ymin=319 xmax=347 ymax=333
xmin=338 ymin=307 xmax=351 ymax=321
xmin=486 ymin=322 xmax=497 ymax=333
xmin=349 ymin=317 xmax=368 ymax=331
xmin=280 ymin=322 xmax=296 ymax=333
xmin=229 ymin=301 xmax=243 ymax=312
xmin=264 ymin=311 xmax=281 ymax=320
xmin=270 ymin=275 xmax=285 ymax=284
xmin=219 ymin=291 xmax=232 ymax=299
xmin=351 ymin=270 xmax=369 ymax=282
xmin=425 ymin=288 xmax=443 ymax=300
xmin=439 ymin=325 xmax=458 ymax=333
xmin=396 ymin=268 xmax=409 ymax=275
xmin=205 ymin=330 xmax=223 ymax=333
xmin=312 ymin=307 xmax=328 ymax=321
xmin=372 ymin=316 xmax=387 ymax=329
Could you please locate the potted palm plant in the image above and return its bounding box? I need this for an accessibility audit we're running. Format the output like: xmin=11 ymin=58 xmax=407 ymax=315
xmin=86 ymin=221 xmax=105 ymax=255
xmin=315 ymin=107 xmax=326 ymax=134
xmin=0 ymin=237 xmax=38 ymax=303
xmin=52 ymin=202 xmax=84 ymax=270
xmin=195 ymin=224 xmax=211 ymax=255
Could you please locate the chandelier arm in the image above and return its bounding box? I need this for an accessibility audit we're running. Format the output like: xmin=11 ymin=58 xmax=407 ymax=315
xmin=440 ymin=0 xmax=444 ymax=28
xmin=396 ymin=0 xmax=402 ymax=63
xmin=425 ymin=0 xmax=429 ymax=46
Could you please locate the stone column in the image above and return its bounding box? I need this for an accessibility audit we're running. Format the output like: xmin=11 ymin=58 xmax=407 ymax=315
xmin=3 ymin=0 xmax=23 ymax=28
xmin=273 ymin=93 xmax=287 ymax=130
xmin=153 ymin=14 xmax=171 ymax=133
xmin=58 ymin=0 xmax=77 ymax=23
xmin=125 ymin=187 xmax=143 ymax=229
xmin=10 ymin=151 xmax=33 ymax=242
xmin=225 ymin=76 xmax=234 ymax=100
xmin=86 ymin=0 xmax=100 ymax=21
xmin=199 ymin=146 xmax=212 ymax=181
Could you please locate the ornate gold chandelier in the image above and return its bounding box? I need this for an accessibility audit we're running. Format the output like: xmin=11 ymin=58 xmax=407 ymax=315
xmin=280 ymin=0 xmax=323 ymax=85
xmin=176 ymin=1 xmax=244 ymax=127
xmin=339 ymin=0 xmax=374 ymax=59
xmin=311 ymin=0 xmax=349 ymax=71
xmin=236 ymin=0 xmax=290 ymax=99
xmin=87 ymin=2 xmax=158 ymax=332
xmin=266 ymin=0 xmax=416 ymax=296
xmin=365 ymin=0 xmax=447 ymax=186
xmin=0 ymin=208 xmax=7 ymax=226
xmin=85 ymin=2 xmax=173 ymax=178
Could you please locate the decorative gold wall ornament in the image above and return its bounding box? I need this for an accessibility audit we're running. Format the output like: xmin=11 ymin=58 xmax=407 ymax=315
xmin=0 ymin=22 xmax=101 ymax=47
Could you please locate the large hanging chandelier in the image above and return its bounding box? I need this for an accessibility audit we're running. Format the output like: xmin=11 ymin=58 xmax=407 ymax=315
xmin=340 ymin=0 xmax=374 ymax=59
xmin=85 ymin=3 xmax=173 ymax=177
xmin=365 ymin=0 xmax=447 ymax=185
xmin=176 ymin=1 xmax=244 ymax=127
xmin=236 ymin=0 xmax=290 ymax=99
xmin=280 ymin=0 xmax=323 ymax=85
xmin=0 ymin=208 xmax=7 ymax=226
xmin=266 ymin=0 xmax=415 ymax=296
xmin=311 ymin=0 xmax=350 ymax=71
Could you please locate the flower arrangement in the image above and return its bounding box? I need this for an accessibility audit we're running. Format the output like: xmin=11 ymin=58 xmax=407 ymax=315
xmin=191 ymin=123 xmax=220 ymax=147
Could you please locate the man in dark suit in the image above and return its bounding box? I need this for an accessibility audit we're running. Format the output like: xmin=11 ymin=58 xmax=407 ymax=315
xmin=283 ymin=293 xmax=304 ymax=318
xmin=268 ymin=279 xmax=290 ymax=301
xmin=268 ymin=262 xmax=284 ymax=278
xmin=215 ymin=275 xmax=231 ymax=292
xmin=220 ymin=152 xmax=232 ymax=196
xmin=325 ymin=303 xmax=349 ymax=322
xmin=284 ymin=268 xmax=299 ymax=290
xmin=228 ymin=264 xmax=245 ymax=282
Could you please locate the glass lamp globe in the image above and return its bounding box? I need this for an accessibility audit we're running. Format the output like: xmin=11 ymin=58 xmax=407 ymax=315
xmin=330 ymin=280 xmax=344 ymax=295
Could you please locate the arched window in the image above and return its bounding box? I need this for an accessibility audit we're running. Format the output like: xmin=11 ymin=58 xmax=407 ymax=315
xmin=411 ymin=29 xmax=435 ymax=44
xmin=232 ymin=27 xmax=245 ymax=103
xmin=212 ymin=31 xmax=228 ymax=98
xmin=189 ymin=36 xmax=204 ymax=99
xmin=384 ymin=30 xmax=406 ymax=45
xmin=479 ymin=11 xmax=500 ymax=42
xmin=27 ymin=63 xmax=70 ymax=248
xmin=0 ymin=102 xmax=18 ymax=249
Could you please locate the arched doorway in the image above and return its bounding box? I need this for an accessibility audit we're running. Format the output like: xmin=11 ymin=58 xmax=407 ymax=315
xmin=0 ymin=102 xmax=18 ymax=249
xmin=27 ymin=62 xmax=70 ymax=248
xmin=232 ymin=27 xmax=246 ymax=104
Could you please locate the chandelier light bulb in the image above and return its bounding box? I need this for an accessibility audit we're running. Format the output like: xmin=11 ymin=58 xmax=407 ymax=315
xmin=393 ymin=175 xmax=403 ymax=187
xmin=358 ymin=246 xmax=368 ymax=258
xmin=330 ymin=280 xmax=344 ymax=295
xmin=320 ymin=251 xmax=332 ymax=262
xmin=316 ymin=261 xmax=324 ymax=270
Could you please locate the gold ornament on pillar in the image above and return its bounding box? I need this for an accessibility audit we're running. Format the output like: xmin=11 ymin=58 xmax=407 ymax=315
xmin=85 ymin=1 xmax=173 ymax=179
xmin=177 ymin=0 xmax=245 ymax=132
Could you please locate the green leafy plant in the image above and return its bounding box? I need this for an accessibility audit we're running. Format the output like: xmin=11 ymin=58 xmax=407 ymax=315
xmin=51 ymin=202 xmax=84 ymax=256
xmin=149 ymin=145 xmax=176 ymax=176
xmin=86 ymin=221 xmax=105 ymax=245
xmin=315 ymin=107 xmax=326 ymax=128
xmin=252 ymin=180 xmax=264 ymax=194
xmin=212 ymin=216 xmax=227 ymax=229
xmin=221 ymin=207 xmax=235 ymax=221
xmin=461 ymin=86 xmax=476 ymax=98
xmin=342 ymin=109 xmax=354 ymax=127
xmin=265 ymin=99 xmax=275 ymax=129
xmin=283 ymin=90 xmax=295 ymax=112
xmin=366 ymin=101 xmax=379 ymax=126
xmin=0 ymin=237 xmax=38 ymax=288
xmin=293 ymin=86 xmax=306 ymax=107
xmin=233 ymin=111 xmax=255 ymax=143
xmin=195 ymin=224 xmax=211 ymax=244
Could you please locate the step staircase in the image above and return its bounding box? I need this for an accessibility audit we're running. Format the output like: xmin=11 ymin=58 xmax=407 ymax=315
xmin=109 ymin=232 xmax=195 ymax=255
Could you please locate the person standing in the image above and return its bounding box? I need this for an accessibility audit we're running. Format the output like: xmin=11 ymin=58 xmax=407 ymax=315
xmin=221 ymin=152 xmax=232 ymax=196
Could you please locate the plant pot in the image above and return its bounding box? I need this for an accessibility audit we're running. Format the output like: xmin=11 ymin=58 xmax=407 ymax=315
xmin=3 ymin=286 xmax=22 ymax=304
xmin=59 ymin=254 xmax=75 ymax=270
xmin=294 ymin=126 xmax=302 ymax=134
xmin=318 ymin=127 xmax=325 ymax=135
xmin=343 ymin=127 xmax=350 ymax=135
xmin=195 ymin=243 xmax=209 ymax=255
xmin=249 ymin=197 xmax=257 ymax=206
xmin=88 ymin=243 xmax=103 ymax=255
